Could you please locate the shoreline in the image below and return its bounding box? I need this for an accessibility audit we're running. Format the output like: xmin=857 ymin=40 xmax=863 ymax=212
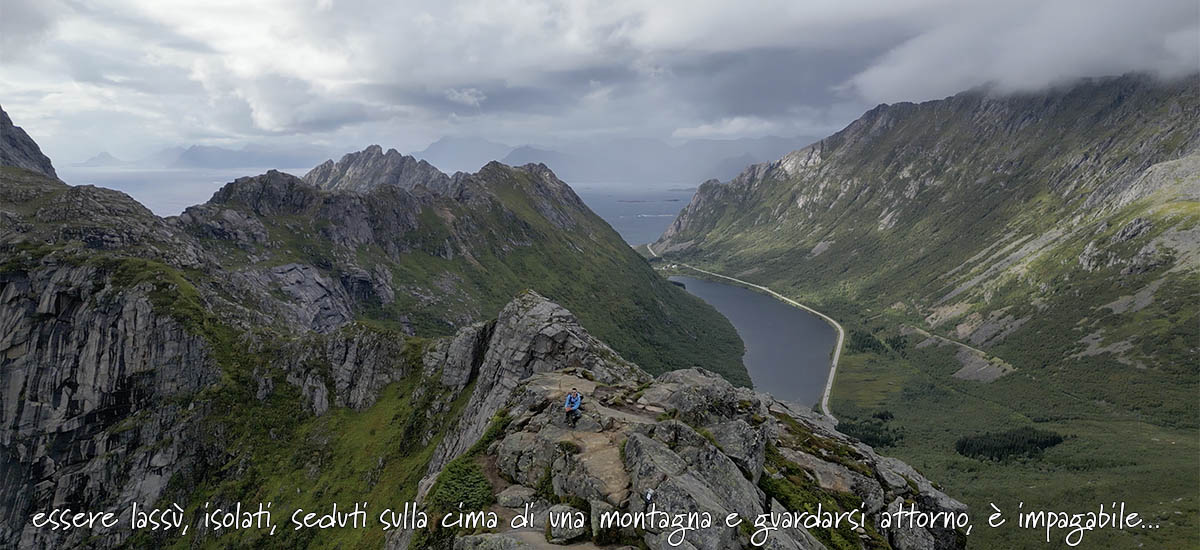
xmin=645 ymin=243 xmax=845 ymax=422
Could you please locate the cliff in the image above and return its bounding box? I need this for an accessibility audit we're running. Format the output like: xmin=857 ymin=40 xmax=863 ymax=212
xmin=1 ymin=106 xmax=57 ymax=179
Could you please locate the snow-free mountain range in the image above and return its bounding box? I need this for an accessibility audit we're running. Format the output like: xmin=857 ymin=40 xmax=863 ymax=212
xmin=73 ymin=134 xmax=814 ymax=186
xmin=1 ymin=103 xmax=962 ymax=550
xmin=653 ymin=73 xmax=1199 ymax=549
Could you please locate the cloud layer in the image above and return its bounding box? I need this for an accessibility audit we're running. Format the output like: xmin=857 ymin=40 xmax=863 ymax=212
xmin=1 ymin=0 xmax=1195 ymax=162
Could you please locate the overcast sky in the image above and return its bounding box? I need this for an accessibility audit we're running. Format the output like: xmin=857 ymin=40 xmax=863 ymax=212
xmin=2 ymin=0 xmax=1197 ymax=163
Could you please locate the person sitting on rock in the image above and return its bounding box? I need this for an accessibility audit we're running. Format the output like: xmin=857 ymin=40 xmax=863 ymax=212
xmin=564 ymin=388 xmax=583 ymax=427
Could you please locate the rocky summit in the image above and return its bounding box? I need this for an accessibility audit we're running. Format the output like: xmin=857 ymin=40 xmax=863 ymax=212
xmin=406 ymin=291 xmax=966 ymax=550
xmin=304 ymin=144 xmax=455 ymax=194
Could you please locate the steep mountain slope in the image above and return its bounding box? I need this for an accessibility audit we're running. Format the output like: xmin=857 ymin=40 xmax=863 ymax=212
xmin=284 ymin=146 xmax=747 ymax=382
xmin=0 ymin=106 xmax=57 ymax=179
xmin=654 ymin=74 xmax=1199 ymax=548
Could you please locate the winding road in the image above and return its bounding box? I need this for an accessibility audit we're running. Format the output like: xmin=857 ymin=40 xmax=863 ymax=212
xmin=645 ymin=243 xmax=845 ymax=422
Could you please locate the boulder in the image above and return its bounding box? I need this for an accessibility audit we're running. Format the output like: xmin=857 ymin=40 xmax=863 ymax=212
xmin=453 ymin=533 xmax=531 ymax=550
xmin=496 ymin=485 xmax=537 ymax=508
xmin=546 ymin=503 xmax=589 ymax=543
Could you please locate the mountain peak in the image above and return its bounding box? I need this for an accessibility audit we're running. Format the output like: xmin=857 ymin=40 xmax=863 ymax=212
xmin=414 ymin=136 xmax=513 ymax=173
xmin=73 ymin=151 xmax=125 ymax=167
xmin=303 ymin=145 xmax=451 ymax=194
xmin=0 ymin=105 xmax=57 ymax=179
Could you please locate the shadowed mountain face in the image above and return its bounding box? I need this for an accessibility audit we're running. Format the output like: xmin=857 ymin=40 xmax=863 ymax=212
xmin=655 ymin=73 xmax=1200 ymax=548
xmin=0 ymin=108 xmax=966 ymax=550
xmin=0 ymin=106 xmax=57 ymax=179
xmin=414 ymin=136 xmax=514 ymax=174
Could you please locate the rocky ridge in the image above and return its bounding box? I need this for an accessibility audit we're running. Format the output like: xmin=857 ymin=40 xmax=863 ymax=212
xmin=0 ymin=106 xmax=57 ymax=180
xmin=650 ymin=74 xmax=1200 ymax=548
xmin=304 ymin=144 xmax=454 ymax=194
xmin=409 ymin=292 xmax=966 ymax=550
xmin=654 ymin=74 xmax=1198 ymax=402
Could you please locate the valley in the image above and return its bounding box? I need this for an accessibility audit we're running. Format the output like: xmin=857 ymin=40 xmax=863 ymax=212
xmin=652 ymin=74 xmax=1200 ymax=549
xmin=6 ymin=3 xmax=1196 ymax=549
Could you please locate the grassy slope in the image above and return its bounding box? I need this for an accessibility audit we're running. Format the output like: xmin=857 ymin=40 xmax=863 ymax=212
xmin=48 ymin=250 xmax=470 ymax=550
xmin=657 ymin=77 xmax=1199 ymax=548
xmin=209 ymin=166 xmax=749 ymax=386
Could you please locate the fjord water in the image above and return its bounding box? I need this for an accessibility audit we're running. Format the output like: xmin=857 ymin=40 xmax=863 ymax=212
xmin=572 ymin=183 xmax=695 ymax=245
xmin=670 ymin=275 xmax=836 ymax=407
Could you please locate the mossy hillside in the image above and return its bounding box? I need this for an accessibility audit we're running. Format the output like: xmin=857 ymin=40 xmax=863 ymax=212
xmin=818 ymin=272 xmax=1198 ymax=550
xmin=203 ymin=165 xmax=749 ymax=385
xmin=658 ymin=77 xmax=1199 ymax=549
xmin=409 ymin=411 xmax=513 ymax=550
xmin=760 ymin=443 xmax=891 ymax=550
xmin=27 ymin=251 xmax=471 ymax=550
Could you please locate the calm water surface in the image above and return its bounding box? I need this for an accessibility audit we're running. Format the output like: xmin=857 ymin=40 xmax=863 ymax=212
xmin=670 ymin=275 xmax=836 ymax=407
xmin=58 ymin=166 xmax=313 ymax=216
xmin=572 ymin=183 xmax=694 ymax=246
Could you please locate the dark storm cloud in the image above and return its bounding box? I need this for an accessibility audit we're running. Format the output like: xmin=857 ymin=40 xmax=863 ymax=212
xmin=665 ymin=47 xmax=889 ymax=119
xmin=2 ymin=0 xmax=1195 ymax=162
xmin=0 ymin=0 xmax=57 ymax=60
xmin=353 ymin=60 xmax=647 ymax=116
xmin=360 ymin=82 xmax=573 ymax=116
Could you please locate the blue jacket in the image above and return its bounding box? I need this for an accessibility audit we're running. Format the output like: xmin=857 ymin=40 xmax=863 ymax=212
xmin=564 ymin=392 xmax=582 ymax=411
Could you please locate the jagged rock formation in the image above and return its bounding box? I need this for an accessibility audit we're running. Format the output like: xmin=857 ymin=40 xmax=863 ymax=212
xmin=420 ymin=292 xmax=648 ymax=488
xmin=0 ymin=106 xmax=57 ymax=179
xmin=304 ymin=144 xmax=454 ymax=194
xmin=0 ymin=108 xmax=757 ymax=549
xmin=413 ymin=292 xmax=965 ymax=550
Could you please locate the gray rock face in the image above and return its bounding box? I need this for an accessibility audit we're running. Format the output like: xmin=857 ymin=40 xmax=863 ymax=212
xmin=175 ymin=203 xmax=269 ymax=246
xmin=209 ymin=169 xmax=320 ymax=216
xmin=546 ymin=503 xmax=589 ymax=543
xmin=0 ymin=263 xmax=219 ymax=548
xmin=305 ymin=145 xmax=452 ymax=194
xmin=453 ymin=533 xmax=531 ymax=550
xmin=472 ymin=359 xmax=965 ymax=550
xmin=269 ymin=263 xmax=355 ymax=333
xmin=496 ymin=485 xmax=537 ymax=508
xmin=420 ymin=290 xmax=647 ymax=494
xmin=0 ymin=106 xmax=57 ymax=179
